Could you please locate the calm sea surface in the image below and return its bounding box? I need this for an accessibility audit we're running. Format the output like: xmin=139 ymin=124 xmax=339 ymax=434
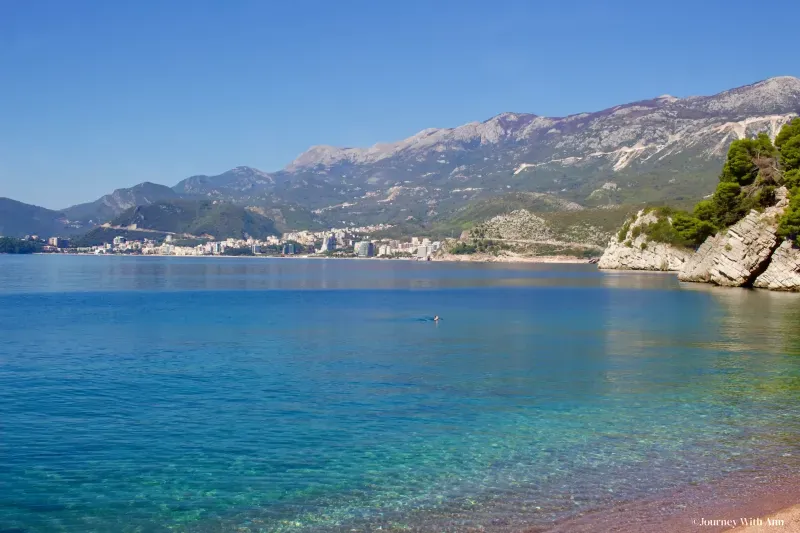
xmin=1 ymin=255 xmax=799 ymax=532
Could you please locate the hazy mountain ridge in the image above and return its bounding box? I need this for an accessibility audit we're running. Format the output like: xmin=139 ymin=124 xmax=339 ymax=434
xmin=84 ymin=200 xmax=280 ymax=242
xmin=286 ymin=76 xmax=800 ymax=171
xmin=62 ymin=182 xmax=180 ymax=225
xmin=0 ymin=197 xmax=75 ymax=238
xmin=173 ymin=166 xmax=274 ymax=196
xmin=26 ymin=75 xmax=800 ymax=241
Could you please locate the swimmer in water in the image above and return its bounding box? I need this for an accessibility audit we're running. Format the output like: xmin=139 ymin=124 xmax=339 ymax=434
xmin=433 ymin=315 xmax=440 ymax=322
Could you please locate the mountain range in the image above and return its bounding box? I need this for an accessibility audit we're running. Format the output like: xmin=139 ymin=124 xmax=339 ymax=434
xmin=62 ymin=182 xmax=180 ymax=225
xmin=0 ymin=198 xmax=78 ymax=238
xmin=3 ymin=76 xmax=800 ymax=241
xmin=73 ymin=200 xmax=280 ymax=247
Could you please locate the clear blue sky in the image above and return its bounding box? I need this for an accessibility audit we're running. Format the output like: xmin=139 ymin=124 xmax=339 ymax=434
xmin=1 ymin=0 xmax=798 ymax=209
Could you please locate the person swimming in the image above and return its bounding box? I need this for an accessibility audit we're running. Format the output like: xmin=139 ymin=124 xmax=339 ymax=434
xmin=433 ymin=315 xmax=440 ymax=322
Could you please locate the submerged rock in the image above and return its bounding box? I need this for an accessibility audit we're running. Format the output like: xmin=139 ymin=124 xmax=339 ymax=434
xmin=753 ymin=240 xmax=800 ymax=291
xmin=678 ymin=188 xmax=789 ymax=287
xmin=598 ymin=210 xmax=692 ymax=271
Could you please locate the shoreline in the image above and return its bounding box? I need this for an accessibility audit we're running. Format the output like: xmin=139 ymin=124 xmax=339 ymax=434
xmin=730 ymin=505 xmax=800 ymax=532
xmin=29 ymin=252 xmax=598 ymax=265
xmin=599 ymin=266 xmax=679 ymax=274
xmin=532 ymin=463 xmax=800 ymax=533
xmin=432 ymin=252 xmax=593 ymax=264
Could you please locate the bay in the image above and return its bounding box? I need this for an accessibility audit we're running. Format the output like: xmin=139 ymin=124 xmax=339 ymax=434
xmin=1 ymin=255 xmax=799 ymax=532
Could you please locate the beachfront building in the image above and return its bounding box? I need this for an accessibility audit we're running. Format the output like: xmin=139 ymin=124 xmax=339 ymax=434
xmin=319 ymin=234 xmax=336 ymax=253
xmin=355 ymin=241 xmax=375 ymax=257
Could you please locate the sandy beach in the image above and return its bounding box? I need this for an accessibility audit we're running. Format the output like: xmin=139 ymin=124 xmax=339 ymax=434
xmin=729 ymin=505 xmax=800 ymax=532
xmin=527 ymin=464 xmax=800 ymax=533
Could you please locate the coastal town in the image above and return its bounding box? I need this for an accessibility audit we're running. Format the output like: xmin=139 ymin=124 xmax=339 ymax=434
xmin=18 ymin=225 xmax=445 ymax=260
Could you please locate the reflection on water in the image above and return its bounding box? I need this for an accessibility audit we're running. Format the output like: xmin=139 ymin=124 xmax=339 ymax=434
xmin=680 ymin=282 xmax=800 ymax=356
xmin=0 ymin=255 xmax=683 ymax=292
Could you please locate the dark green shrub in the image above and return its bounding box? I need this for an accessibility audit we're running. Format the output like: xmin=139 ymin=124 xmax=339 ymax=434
xmin=693 ymin=199 xmax=715 ymax=222
xmin=712 ymin=182 xmax=747 ymax=227
xmin=778 ymin=188 xmax=800 ymax=245
xmin=450 ymin=242 xmax=477 ymax=255
xmin=784 ymin=169 xmax=800 ymax=189
xmin=780 ymin=135 xmax=800 ymax=171
xmin=0 ymin=237 xmax=40 ymax=254
xmin=775 ymin=118 xmax=800 ymax=150
xmin=755 ymin=185 xmax=776 ymax=208
xmin=617 ymin=219 xmax=632 ymax=242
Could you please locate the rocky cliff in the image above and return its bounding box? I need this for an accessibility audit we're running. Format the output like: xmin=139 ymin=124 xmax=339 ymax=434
xmin=597 ymin=210 xmax=693 ymax=271
xmin=678 ymin=188 xmax=789 ymax=287
xmin=753 ymin=240 xmax=800 ymax=290
xmin=460 ymin=208 xmax=608 ymax=257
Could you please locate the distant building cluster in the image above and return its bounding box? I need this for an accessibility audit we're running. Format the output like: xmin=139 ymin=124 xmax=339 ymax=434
xmin=95 ymin=235 xmax=290 ymax=256
xmin=316 ymin=232 xmax=441 ymax=259
xmin=38 ymin=222 xmax=442 ymax=260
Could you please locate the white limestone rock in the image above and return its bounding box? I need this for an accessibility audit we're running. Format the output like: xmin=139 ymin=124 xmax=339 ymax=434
xmin=598 ymin=210 xmax=692 ymax=271
xmin=753 ymin=240 xmax=800 ymax=291
xmin=678 ymin=187 xmax=789 ymax=286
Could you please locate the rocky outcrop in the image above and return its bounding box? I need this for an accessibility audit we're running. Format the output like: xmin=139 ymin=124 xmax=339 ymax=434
xmin=471 ymin=209 xmax=555 ymax=241
xmin=753 ymin=240 xmax=800 ymax=291
xmin=678 ymin=188 xmax=789 ymax=286
xmin=598 ymin=210 xmax=693 ymax=271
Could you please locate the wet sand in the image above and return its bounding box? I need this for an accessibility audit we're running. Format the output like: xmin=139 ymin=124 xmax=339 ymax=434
xmin=730 ymin=505 xmax=800 ymax=532
xmin=525 ymin=465 xmax=800 ymax=533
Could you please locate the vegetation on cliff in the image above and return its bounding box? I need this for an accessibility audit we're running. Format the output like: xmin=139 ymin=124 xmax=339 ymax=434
xmin=110 ymin=200 xmax=280 ymax=240
xmin=775 ymin=119 xmax=800 ymax=245
xmin=621 ymin=119 xmax=800 ymax=249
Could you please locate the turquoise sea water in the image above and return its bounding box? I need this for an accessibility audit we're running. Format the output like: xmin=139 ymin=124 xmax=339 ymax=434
xmin=1 ymin=255 xmax=799 ymax=533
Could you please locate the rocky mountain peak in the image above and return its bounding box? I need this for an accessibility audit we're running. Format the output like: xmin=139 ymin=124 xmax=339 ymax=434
xmin=682 ymin=76 xmax=800 ymax=116
xmin=284 ymin=77 xmax=800 ymax=173
xmin=230 ymin=166 xmax=272 ymax=179
xmin=286 ymin=145 xmax=352 ymax=170
xmin=53 ymin=75 xmax=800 ymax=233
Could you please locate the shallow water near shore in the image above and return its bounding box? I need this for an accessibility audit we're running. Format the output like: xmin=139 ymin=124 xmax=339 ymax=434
xmin=1 ymin=255 xmax=799 ymax=532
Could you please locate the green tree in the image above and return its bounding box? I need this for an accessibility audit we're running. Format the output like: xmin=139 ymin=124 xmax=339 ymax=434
xmin=777 ymin=190 xmax=800 ymax=245
xmin=779 ymin=135 xmax=800 ymax=172
xmin=753 ymin=132 xmax=777 ymax=158
xmin=0 ymin=237 xmax=40 ymax=254
xmin=666 ymin=211 xmax=716 ymax=247
xmin=720 ymin=140 xmax=756 ymax=184
xmin=450 ymin=242 xmax=477 ymax=255
xmin=712 ymin=182 xmax=746 ymax=227
xmin=784 ymin=169 xmax=800 ymax=189
xmin=693 ymin=199 xmax=716 ymax=222
xmin=754 ymin=185 xmax=776 ymax=207
xmin=775 ymin=118 xmax=800 ymax=150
